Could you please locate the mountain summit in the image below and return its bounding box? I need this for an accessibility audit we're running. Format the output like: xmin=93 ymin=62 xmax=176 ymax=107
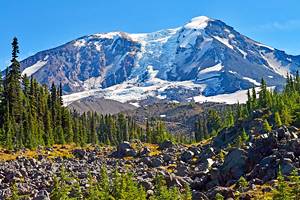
xmin=20 ymin=16 xmax=300 ymax=105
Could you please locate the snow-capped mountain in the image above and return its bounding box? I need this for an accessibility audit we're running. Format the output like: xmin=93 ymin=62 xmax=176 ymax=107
xmin=20 ymin=16 xmax=300 ymax=106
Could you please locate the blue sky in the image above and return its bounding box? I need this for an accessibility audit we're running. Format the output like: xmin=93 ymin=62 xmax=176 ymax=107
xmin=1 ymin=0 xmax=300 ymax=70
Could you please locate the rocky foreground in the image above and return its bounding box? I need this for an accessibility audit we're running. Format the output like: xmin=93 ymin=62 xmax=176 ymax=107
xmin=0 ymin=124 xmax=299 ymax=200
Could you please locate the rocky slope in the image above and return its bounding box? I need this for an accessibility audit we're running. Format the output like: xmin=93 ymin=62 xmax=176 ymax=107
xmin=68 ymin=97 xmax=136 ymax=114
xmin=19 ymin=16 xmax=300 ymax=106
xmin=0 ymin=118 xmax=299 ymax=199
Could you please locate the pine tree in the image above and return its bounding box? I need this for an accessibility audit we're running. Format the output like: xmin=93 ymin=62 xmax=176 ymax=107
xmin=246 ymin=89 xmax=252 ymax=112
xmin=289 ymin=169 xmax=300 ymax=200
xmin=273 ymin=167 xmax=292 ymax=200
xmin=251 ymin=86 xmax=257 ymax=108
xmin=0 ymin=70 xmax=4 ymax=122
xmin=215 ymin=193 xmax=224 ymax=200
xmin=259 ymin=78 xmax=267 ymax=108
xmin=263 ymin=119 xmax=272 ymax=132
xmin=275 ymin=111 xmax=282 ymax=127
xmin=281 ymin=106 xmax=292 ymax=125
xmin=8 ymin=183 xmax=21 ymax=200
xmin=5 ymin=37 xmax=23 ymax=121
xmin=241 ymin=128 xmax=249 ymax=142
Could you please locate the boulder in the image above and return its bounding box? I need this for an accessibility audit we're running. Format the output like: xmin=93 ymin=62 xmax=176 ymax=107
xmin=281 ymin=158 xmax=296 ymax=175
xmin=139 ymin=180 xmax=153 ymax=190
xmin=150 ymin=157 xmax=163 ymax=168
xmin=159 ymin=140 xmax=174 ymax=150
xmin=162 ymin=154 xmax=173 ymax=163
xmin=192 ymin=190 xmax=209 ymax=200
xmin=140 ymin=147 xmax=151 ymax=157
xmin=117 ymin=141 xmax=132 ymax=152
xmin=72 ymin=149 xmax=86 ymax=159
xmin=113 ymin=142 xmax=137 ymax=157
xmin=188 ymin=146 xmax=201 ymax=156
xmin=176 ymin=165 xmax=189 ymax=177
xmin=287 ymin=139 xmax=300 ymax=156
xmin=221 ymin=148 xmax=247 ymax=181
xmin=207 ymin=186 xmax=235 ymax=199
xmin=124 ymin=149 xmax=137 ymax=157
xmin=197 ymin=158 xmax=214 ymax=173
xmin=181 ymin=151 xmax=194 ymax=162
xmin=277 ymin=126 xmax=291 ymax=140
xmin=165 ymin=173 xmax=188 ymax=188
xmin=33 ymin=190 xmax=50 ymax=200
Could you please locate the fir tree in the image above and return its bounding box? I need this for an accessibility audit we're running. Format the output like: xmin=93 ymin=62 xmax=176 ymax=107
xmin=263 ymin=119 xmax=272 ymax=132
xmin=274 ymin=111 xmax=282 ymax=127
xmin=273 ymin=167 xmax=292 ymax=200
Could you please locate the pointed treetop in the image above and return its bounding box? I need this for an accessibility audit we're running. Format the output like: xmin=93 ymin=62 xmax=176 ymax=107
xmin=11 ymin=37 xmax=19 ymax=61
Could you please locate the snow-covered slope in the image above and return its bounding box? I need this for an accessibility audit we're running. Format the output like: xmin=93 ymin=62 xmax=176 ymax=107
xmin=19 ymin=16 xmax=300 ymax=105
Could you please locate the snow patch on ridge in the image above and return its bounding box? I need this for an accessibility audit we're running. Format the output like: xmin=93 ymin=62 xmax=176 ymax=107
xmin=261 ymin=51 xmax=289 ymax=77
xmin=74 ymin=39 xmax=86 ymax=47
xmin=22 ymin=59 xmax=48 ymax=77
xmin=213 ymin=36 xmax=234 ymax=49
xmin=193 ymin=89 xmax=254 ymax=104
xmin=184 ymin=16 xmax=212 ymax=29
xmin=200 ymin=63 xmax=223 ymax=74
xmin=243 ymin=77 xmax=261 ymax=86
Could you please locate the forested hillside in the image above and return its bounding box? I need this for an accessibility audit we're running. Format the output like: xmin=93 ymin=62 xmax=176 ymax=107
xmin=0 ymin=38 xmax=184 ymax=150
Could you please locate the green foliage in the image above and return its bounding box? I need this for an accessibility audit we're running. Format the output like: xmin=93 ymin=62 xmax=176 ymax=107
xmin=241 ymin=128 xmax=249 ymax=142
xmin=150 ymin=175 xmax=191 ymax=200
xmin=263 ymin=119 xmax=272 ymax=132
xmin=215 ymin=193 xmax=224 ymax=200
xmin=289 ymin=169 xmax=300 ymax=200
xmin=50 ymin=167 xmax=72 ymax=200
xmin=237 ymin=176 xmax=248 ymax=192
xmin=274 ymin=111 xmax=282 ymax=127
xmin=8 ymin=183 xmax=21 ymax=200
xmin=273 ymin=167 xmax=292 ymax=200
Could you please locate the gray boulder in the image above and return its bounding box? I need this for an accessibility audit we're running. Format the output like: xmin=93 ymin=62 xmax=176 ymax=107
xmin=181 ymin=151 xmax=194 ymax=162
xmin=140 ymin=147 xmax=151 ymax=157
xmin=221 ymin=148 xmax=247 ymax=181
xmin=72 ymin=149 xmax=86 ymax=159
xmin=159 ymin=140 xmax=174 ymax=150
xmin=150 ymin=157 xmax=163 ymax=168
xmin=33 ymin=190 xmax=50 ymax=200
xmin=192 ymin=190 xmax=209 ymax=200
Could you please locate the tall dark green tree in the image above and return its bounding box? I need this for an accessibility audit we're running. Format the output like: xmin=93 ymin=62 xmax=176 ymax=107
xmin=4 ymin=37 xmax=23 ymax=122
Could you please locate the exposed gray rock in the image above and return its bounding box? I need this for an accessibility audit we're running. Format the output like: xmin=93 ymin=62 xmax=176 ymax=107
xmin=140 ymin=147 xmax=151 ymax=157
xmin=207 ymin=186 xmax=235 ymax=199
xmin=150 ymin=157 xmax=163 ymax=168
xmin=33 ymin=190 xmax=50 ymax=200
xmin=159 ymin=140 xmax=174 ymax=150
xmin=221 ymin=148 xmax=247 ymax=182
xmin=181 ymin=151 xmax=194 ymax=162
xmin=72 ymin=149 xmax=86 ymax=159
xmin=192 ymin=190 xmax=209 ymax=200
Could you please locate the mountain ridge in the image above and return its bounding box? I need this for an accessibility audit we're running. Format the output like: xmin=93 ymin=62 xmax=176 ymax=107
xmin=19 ymin=16 xmax=300 ymax=106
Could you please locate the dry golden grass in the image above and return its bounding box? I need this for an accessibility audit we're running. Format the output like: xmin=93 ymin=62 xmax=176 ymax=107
xmin=232 ymin=184 xmax=274 ymax=200
xmin=0 ymin=144 xmax=81 ymax=161
xmin=144 ymin=143 xmax=161 ymax=156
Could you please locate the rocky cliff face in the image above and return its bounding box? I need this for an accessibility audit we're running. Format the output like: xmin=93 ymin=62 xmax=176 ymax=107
xmin=20 ymin=16 xmax=300 ymax=104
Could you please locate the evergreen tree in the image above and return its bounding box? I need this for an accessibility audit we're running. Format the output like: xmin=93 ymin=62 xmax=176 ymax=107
xmin=263 ymin=119 xmax=272 ymax=132
xmin=251 ymin=86 xmax=257 ymax=108
xmin=274 ymin=111 xmax=282 ymax=127
xmin=215 ymin=193 xmax=224 ymax=200
xmin=5 ymin=37 xmax=23 ymax=121
xmin=259 ymin=78 xmax=267 ymax=108
xmin=241 ymin=128 xmax=249 ymax=142
xmin=0 ymin=70 xmax=4 ymax=124
xmin=273 ymin=167 xmax=292 ymax=200
xmin=289 ymin=169 xmax=300 ymax=200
